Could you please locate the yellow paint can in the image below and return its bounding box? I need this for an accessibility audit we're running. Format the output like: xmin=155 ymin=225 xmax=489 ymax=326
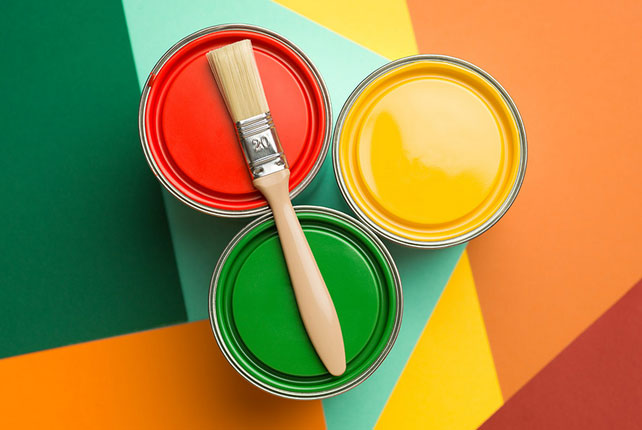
xmin=333 ymin=56 xmax=527 ymax=247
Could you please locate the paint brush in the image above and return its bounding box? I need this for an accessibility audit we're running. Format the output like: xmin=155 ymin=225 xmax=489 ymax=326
xmin=207 ymin=40 xmax=346 ymax=376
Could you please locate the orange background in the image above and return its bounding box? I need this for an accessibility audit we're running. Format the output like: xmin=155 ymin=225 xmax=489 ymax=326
xmin=0 ymin=321 xmax=325 ymax=429
xmin=407 ymin=0 xmax=642 ymax=397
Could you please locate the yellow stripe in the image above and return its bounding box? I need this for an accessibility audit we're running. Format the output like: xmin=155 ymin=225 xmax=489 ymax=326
xmin=272 ymin=0 xmax=418 ymax=59
xmin=376 ymin=251 xmax=503 ymax=429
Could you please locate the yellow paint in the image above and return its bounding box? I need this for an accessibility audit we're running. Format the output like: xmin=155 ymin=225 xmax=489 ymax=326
xmin=338 ymin=60 xmax=521 ymax=243
xmin=375 ymin=251 xmax=503 ymax=430
xmin=272 ymin=0 xmax=417 ymax=59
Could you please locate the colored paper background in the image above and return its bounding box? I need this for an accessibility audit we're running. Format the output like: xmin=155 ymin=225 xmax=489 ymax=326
xmin=0 ymin=0 xmax=186 ymax=359
xmin=480 ymin=278 xmax=642 ymax=430
xmin=275 ymin=0 xmax=418 ymax=59
xmin=1 ymin=0 xmax=641 ymax=428
xmin=376 ymin=252 xmax=503 ymax=429
xmin=0 ymin=320 xmax=325 ymax=429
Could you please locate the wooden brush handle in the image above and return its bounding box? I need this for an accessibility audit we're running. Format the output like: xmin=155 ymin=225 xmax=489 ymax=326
xmin=253 ymin=170 xmax=346 ymax=376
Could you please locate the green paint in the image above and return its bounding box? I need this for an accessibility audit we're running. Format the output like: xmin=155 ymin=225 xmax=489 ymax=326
xmin=0 ymin=0 xmax=186 ymax=359
xmin=216 ymin=210 xmax=399 ymax=393
xmin=232 ymin=233 xmax=379 ymax=377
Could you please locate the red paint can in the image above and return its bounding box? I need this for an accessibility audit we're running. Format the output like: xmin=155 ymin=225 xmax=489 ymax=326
xmin=139 ymin=25 xmax=331 ymax=217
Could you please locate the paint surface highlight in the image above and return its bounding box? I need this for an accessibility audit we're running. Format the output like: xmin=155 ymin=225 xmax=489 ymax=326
xmin=337 ymin=60 xmax=521 ymax=243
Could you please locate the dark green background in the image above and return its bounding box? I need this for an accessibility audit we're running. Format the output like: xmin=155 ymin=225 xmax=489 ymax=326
xmin=0 ymin=0 xmax=186 ymax=358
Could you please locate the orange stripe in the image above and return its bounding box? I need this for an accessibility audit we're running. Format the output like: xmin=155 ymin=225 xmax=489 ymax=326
xmin=0 ymin=320 xmax=325 ymax=429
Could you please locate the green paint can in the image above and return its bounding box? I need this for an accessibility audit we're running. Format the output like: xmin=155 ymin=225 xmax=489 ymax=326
xmin=209 ymin=206 xmax=402 ymax=399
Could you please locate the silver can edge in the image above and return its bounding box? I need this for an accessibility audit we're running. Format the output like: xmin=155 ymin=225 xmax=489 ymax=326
xmin=208 ymin=204 xmax=403 ymax=399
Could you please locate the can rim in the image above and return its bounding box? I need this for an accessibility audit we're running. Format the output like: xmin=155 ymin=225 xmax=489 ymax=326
xmin=332 ymin=54 xmax=528 ymax=248
xmin=139 ymin=24 xmax=332 ymax=218
xmin=208 ymin=205 xmax=403 ymax=399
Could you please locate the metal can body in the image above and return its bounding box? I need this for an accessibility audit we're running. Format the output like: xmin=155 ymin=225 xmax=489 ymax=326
xmin=333 ymin=55 xmax=527 ymax=248
xmin=209 ymin=205 xmax=403 ymax=399
xmin=139 ymin=25 xmax=332 ymax=217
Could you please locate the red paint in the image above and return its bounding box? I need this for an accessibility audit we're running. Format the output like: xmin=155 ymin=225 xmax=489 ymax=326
xmin=144 ymin=30 xmax=327 ymax=211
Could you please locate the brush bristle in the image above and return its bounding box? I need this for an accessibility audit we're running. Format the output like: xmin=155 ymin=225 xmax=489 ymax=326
xmin=207 ymin=40 xmax=269 ymax=122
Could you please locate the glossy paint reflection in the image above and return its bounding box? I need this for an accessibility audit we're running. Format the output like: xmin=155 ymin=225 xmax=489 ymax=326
xmin=339 ymin=60 xmax=521 ymax=243
xmin=359 ymin=78 xmax=501 ymax=225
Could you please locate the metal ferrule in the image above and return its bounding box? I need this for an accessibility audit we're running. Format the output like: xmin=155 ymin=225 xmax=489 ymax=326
xmin=236 ymin=112 xmax=288 ymax=179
